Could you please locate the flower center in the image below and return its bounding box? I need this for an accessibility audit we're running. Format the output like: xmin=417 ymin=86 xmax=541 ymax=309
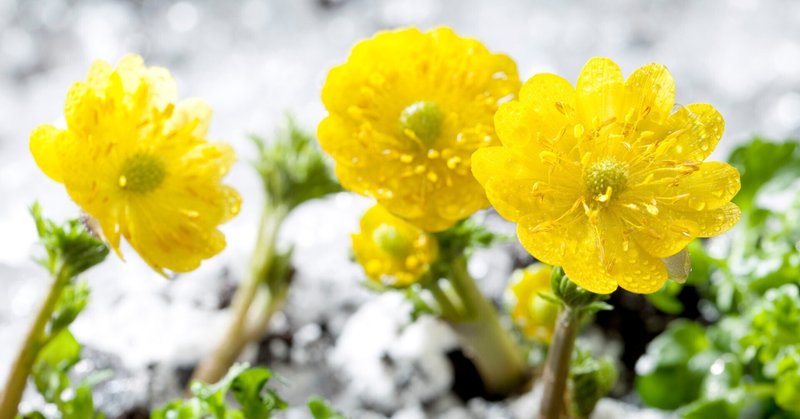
xmin=372 ymin=224 xmax=411 ymax=257
xmin=584 ymin=159 xmax=628 ymax=200
xmin=118 ymin=154 xmax=166 ymax=193
xmin=400 ymin=101 xmax=444 ymax=144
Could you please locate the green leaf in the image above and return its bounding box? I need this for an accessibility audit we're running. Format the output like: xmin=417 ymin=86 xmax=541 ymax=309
xmin=647 ymin=281 xmax=685 ymax=314
xmin=728 ymin=139 xmax=800 ymax=211
xmin=30 ymin=202 xmax=109 ymax=278
xmin=49 ymin=281 xmax=90 ymax=338
xmin=636 ymin=320 xmax=711 ymax=409
xmin=570 ymin=349 xmax=618 ymax=418
xmin=230 ymin=367 xmax=287 ymax=417
xmin=776 ymin=368 xmax=800 ymax=412
xmin=32 ymin=329 xmax=81 ymax=403
xmin=308 ymin=397 xmax=346 ymax=419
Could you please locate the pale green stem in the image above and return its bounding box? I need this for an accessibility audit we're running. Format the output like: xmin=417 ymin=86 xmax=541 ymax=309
xmin=425 ymin=278 xmax=460 ymax=320
xmin=0 ymin=268 xmax=71 ymax=418
xmin=538 ymin=307 xmax=578 ymax=419
xmin=191 ymin=204 xmax=289 ymax=385
xmin=446 ymin=256 xmax=527 ymax=396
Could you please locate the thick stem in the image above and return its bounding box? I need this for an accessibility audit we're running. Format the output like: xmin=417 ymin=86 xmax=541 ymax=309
xmin=538 ymin=307 xmax=578 ymax=419
xmin=447 ymin=256 xmax=527 ymax=396
xmin=191 ymin=204 xmax=288 ymax=385
xmin=0 ymin=269 xmax=70 ymax=418
xmin=425 ymin=278 xmax=460 ymax=320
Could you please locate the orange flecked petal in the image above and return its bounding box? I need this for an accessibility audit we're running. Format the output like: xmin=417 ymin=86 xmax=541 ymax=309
xmin=562 ymin=215 xmax=668 ymax=294
xmin=658 ymin=161 xmax=741 ymax=211
xmin=30 ymin=125 xmax=65 ymax=183
xmin=675 ymin=202 xmax=741 ymax=238
xmin=516 ymin=203 xmax=584 ymax=268
xmin=496 ymin=73 xmax=576 ymax=151
xmin=623 ymin=63 xmax=676 ymax=125
xmin=623 ymin=205 xmax=695 ymax=258
xmin=663 ymin=104 xmax=725 ymax=162
xmin=576 ymin=57 xmax=624 ymax=128
xmin=167 ymin=98 xmax=213 ymax=137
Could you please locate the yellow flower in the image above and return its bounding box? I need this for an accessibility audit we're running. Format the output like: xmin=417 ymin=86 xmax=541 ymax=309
xmin=352 ymin=205 xmax=438 ymax=287
xmin=473 ymin=57 xmax=741 ymax=294
xmin=319 ymin=27 xmax=520 ymax=231
xmin=30 ymin=55 xmax=241 ymax=274
xmin=509 ymin=264 xmax=559 ymax=343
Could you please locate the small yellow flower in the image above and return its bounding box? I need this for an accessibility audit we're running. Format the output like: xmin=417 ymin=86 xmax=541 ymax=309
xmin=30 ymin=55 xmax=241 ymax=274
xmin=352 ymin=205 xmax=438 ymax=287
xmin=473 ymin=57 xmax=740 ymax=294
xmin=509 ymin=264 xmax=559 ymax=343
xmin=319 ymin=27 xmax=520 ymax=231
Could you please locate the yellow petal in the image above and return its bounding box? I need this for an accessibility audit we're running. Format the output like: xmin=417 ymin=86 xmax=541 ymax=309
xmin=663 ymin=104 xmax=725 ymax=161
xmin=623 ymin=205 xmax=695 ymax=258
xmin=561 ymin=215 xmax=668 ymax=294
xmin=166 ymin=98 xmax=213 ymax=137
xmin=676 ymin=202 xmax=741 ymax=238
xmin=623 ymin=63 xmax=675 ymax=125
xmin=576 ymin=57 xmax=624 ymax=127
xmin=659 ymin=161 xmax=741 ymax=211
xmin=473 ymin=147 xmax=572 ymax=222
xmin=30 ymin=125 xmax=65 ymax=182
xmin=496 ymin=73 xmax=576 ymax=151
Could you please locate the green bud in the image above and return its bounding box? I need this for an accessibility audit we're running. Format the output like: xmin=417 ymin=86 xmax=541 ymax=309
xmin=31 ymin=203 xmax=109 ymax=279
xmin=251 ymin=117 xmax=342 ymax=210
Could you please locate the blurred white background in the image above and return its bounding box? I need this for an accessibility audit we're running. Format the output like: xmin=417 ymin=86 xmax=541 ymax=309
xmin=1 ymin=0 xmax=799 ymax=416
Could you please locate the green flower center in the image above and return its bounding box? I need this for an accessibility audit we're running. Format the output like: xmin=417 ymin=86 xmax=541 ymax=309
xmin=400 ymin=101 xmax=444 ymax=144
xmin=372 ymin=224 xmax=411 ymax=257
xmin=584 ymin=159 xmax=628 ymax=199
xmin=118 ymin=154 xmax=166 ymax=193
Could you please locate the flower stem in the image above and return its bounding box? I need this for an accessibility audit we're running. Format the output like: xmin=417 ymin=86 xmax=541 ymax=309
xmin=538 ymin=307 xmax=578 ymax=419
xmin=446 ymin=256 xmax=527 ymax=396
xmin=425 ymin=278 xmax=461 ymax=320
xmin=191 ymin=204 xmax=289 ymax=385
xmin=0 ymin=269 xmax=70 ymax=418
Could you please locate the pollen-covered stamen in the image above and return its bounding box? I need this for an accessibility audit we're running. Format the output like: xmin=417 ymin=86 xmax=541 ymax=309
xmin=118 ymin=154 xmax=166 ymax=193
xmin=584 ymin=159 xmax=629 ymax=201
xmin=400 ymin=101 xmax=444 ymax=145
xmin=372 ymin=224 xmax=411 ymax=257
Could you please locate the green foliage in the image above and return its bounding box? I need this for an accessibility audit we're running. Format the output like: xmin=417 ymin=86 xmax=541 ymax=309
xmin=636 ymin=139 xmax=800 ymax=418
xmin=31 ymin=203 xmax=109 ymax=279
xmin=20 ymin=205 xmax=108 ymax=419
xmin=308 ymin=397 xmax=346 ymax=419
xmin=549 ymin=267 xmax=611 ymax=315
xmin=251 ymin=118 xmax=342 ymax=211
xmin=636 ymin=320 xmax=712 ymax=409
xmin=728 ymin=138 xmax=800 ymax=211
xmin=153 ymin=364 xmax=287 ymax=419
xmin=570 ymin=349 xmax=618 ymax=418
xmin=741 ymin=285 xmax=800 ymax=364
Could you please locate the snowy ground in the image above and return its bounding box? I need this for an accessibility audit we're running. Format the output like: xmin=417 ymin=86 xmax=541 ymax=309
xmin=2 ymin=0 xmax=799 ymax=417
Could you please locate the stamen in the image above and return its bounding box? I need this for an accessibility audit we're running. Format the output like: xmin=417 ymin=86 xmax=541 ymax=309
xmin=118 ymin=154 xmax=166 ymax=193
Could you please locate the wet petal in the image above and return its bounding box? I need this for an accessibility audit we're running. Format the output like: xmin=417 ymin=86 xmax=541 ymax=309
xmin=663 ymin=104 xmax=725 ymax=162
xmin=166 ymin=98 xmax=213 ymax=137
xmin=496 ymin=73 xmax=576 ymax=151
xmin=576 ymin=57 xmax=624 ymax=127
xmin=30 ymin=125 xmax=65 ymax=182
xmin=623 ymin=63 xmax=675 ymax=125
xmin=561 ymin=215 xmax=668 ymax=294
xmin=658 ymin=161 xmax=741 ymax=211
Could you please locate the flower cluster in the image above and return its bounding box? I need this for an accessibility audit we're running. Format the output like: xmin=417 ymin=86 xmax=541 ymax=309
xmin=30 ymin=55 xmax=240 ymax=274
